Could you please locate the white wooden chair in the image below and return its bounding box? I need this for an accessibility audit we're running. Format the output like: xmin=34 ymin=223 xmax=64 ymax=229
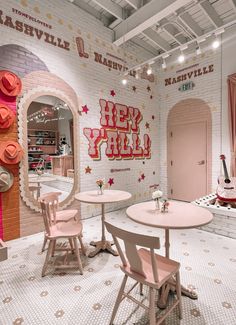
xmin=105 ymin=221 xmax=182 ymax=325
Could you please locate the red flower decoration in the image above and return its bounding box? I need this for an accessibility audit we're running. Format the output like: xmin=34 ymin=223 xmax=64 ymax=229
xmin=110 ymin=90 xmax=116 ymax=97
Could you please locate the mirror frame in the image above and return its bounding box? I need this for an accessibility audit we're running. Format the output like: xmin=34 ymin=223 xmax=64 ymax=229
xmin=18 ymin=86 xmax=80 ymax=211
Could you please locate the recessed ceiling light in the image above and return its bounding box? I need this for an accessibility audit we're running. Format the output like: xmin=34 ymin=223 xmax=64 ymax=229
xmin=121 ymin=78 xmax=127 ymax=85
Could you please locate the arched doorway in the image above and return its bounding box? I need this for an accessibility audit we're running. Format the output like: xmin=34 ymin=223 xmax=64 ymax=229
xmin=167 ymin=98 xmax=212 ymax=201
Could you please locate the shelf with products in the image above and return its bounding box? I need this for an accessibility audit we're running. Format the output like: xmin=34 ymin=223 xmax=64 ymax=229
xmin=27 ymin=129 xmax=58 ymax=170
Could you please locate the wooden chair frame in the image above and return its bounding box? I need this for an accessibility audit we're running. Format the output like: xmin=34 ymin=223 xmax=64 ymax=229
xmin=105 ymin=221 xmax=182 ymax=325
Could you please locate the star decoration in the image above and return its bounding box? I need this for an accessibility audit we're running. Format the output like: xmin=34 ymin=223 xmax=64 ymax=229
xmin=82 ymin=105 xmax=89 ymax=114
xmin=132 ymin=86 xmax=137 ymax=92
xmin=152 ymin=115 xmax=155 ymax=120
xmin=150 ymin=95 xmax=153 ymax=99
xmin=110 ymin=90 xmax=116 ymax=97
xmin=147 ymin=86 xmax=151 ymax=92
xmin=85 ymin=166 xmax=92 ymax=174
xmin=108 ymin=178 xmax=114 ymax=186
xmin=138 ymin=178 xmax=141 ymax=183
xmin=141 ymin=173 xmax=145 ymax=180
xmin=145 ymin=122 xmax=150 ymax=129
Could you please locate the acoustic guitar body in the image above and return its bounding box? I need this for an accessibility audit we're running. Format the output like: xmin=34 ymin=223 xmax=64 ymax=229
xmin=216 ymin=155 xmax=236 ymax=202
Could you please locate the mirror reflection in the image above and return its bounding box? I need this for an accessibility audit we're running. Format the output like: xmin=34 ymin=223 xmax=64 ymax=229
xmin=27 ymin=95 xmax=74 ymax=202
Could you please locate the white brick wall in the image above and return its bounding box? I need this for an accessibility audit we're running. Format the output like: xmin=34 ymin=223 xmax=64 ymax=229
xmin=158 ymin=48 xmax=222 ymax=196
xmin=0 ymin=0 xmax=159 ymax=219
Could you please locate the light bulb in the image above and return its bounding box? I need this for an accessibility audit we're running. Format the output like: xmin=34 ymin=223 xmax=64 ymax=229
xmin=178 ymin=54 xmax=185 ymax=63
xmin=212 ymin=39 xmax=220 ymax=49
xmin=121 ymin=78 xmax=127 ymax=85
xmin=147 ymin=67 xmax=152 ymax=75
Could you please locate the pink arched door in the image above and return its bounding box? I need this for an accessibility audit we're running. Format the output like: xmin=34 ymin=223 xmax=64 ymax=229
xmin=167 ymin=99 xmax=212 ymax=202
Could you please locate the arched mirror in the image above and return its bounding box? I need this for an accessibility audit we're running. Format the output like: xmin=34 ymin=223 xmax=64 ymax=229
xmin=18 ymin=88 xmax=79 ymax=211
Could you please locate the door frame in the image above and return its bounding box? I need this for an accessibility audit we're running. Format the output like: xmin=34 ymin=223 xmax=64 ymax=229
xmin=167 ymin=98 xmax=212 ymax=200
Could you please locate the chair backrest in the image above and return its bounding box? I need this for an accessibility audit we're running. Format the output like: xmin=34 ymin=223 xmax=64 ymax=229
xmin=105 ymin=221 xmax=160 ymax=282
xmin=40 ymin=200 xmax=54 ymax=236
xmin=38 ymin=192 xmax=62 ymax=223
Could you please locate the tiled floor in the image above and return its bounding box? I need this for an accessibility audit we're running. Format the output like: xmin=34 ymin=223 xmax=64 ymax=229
xmin=0 ymin=208 xmax=236 ymax=325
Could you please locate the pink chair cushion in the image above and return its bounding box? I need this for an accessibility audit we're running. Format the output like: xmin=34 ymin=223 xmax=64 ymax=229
xmin=48 ymin=220 xmax=82 ymax=239
xmin=122 ymin=248 xmax=180 ymax=287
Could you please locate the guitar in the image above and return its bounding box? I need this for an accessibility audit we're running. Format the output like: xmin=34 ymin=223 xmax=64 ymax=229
xmin=216 ymin=154 xmax=236 ymax=202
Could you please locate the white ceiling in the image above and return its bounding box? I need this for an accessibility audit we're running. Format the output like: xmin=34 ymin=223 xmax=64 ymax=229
xmin=68 ymin=0 xmax=236 ymax=66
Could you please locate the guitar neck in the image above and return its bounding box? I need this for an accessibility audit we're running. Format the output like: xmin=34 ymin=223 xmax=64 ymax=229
xmin=222 ymin=160 xmax=230 ymax=181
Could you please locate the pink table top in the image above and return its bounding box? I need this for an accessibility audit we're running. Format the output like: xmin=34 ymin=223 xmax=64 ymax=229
xmin=126 ymin=200 xmax=213 ymax=229
xmin=75 ymin=190 xmax=132 ymax=204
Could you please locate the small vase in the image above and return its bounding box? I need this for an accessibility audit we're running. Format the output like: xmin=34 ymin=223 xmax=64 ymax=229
xmin=154 ymin=199 xmax=160 ymax=210
xmin=98 ymin=187 xmax=104 ymax=195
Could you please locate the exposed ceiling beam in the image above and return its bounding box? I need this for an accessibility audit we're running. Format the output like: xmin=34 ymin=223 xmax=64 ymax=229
xmin=125 ymin=0 xmax=142 ymax=10
xmin=178 ymin=11 xmax=203 ymax=37
xmin=199 ymin=0 xmax=223 ymax=28
xmin=127 ymin=18 xmax=236 ymax=73
xmin=109 ymin=18 xmax=123 ymax=29
xmin=74 ymin=0 xmax=110 ymax=26
xmin=229 ymin=0 xmax=236 ymax=13
xmin=161 ymin=19 xmax=186 ymax=44
xmin=130 ymin=37 xmax=161 ymax=56
xmin=142 ymin=28 xmax=171 ymax=51
xmin=92 ymin=0 xmax=124 ymax=20
xmin=113 ymin=0 xmax=193 ymax=46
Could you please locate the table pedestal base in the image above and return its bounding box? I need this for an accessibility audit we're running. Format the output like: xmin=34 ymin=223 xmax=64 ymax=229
xmin=89 ymin=240 xmax=119 ymax=257
xmin=157 ymin=277 xmax=198 ymax=309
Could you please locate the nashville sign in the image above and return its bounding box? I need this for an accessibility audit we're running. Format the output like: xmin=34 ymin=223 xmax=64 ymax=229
xmin=83 ymin=99 xmax=151 ymax=160
xmin=0 ymin=10 xmax=70 ymax=51
xmin=165 ymin=64 xmax=214 ymax=86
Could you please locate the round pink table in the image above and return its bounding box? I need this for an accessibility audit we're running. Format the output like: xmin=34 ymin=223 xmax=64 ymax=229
xmin=75 ymin=190 xmax=132 ymax=257
xmin=126 ymin=200 xmax=213 ymax=303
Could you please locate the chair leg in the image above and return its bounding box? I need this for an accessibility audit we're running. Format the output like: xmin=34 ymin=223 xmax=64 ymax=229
xmin=149 ymin=287 xmax=156 ymax=325
xmin=110 ymin=274 xmax=128 ymax=325
xmin=175 ymin=271 xmax=183 ymax=319
xmin=51 ymin=239 xmax=56 ymax=257
xmin=42 ymin=240 xmax=54 ymax=277
xmin=140 ymin=283 xmax=144 ymax=295
xmin=78 ymin=235 xmax=86 ymax=256
xmin=73 ymin=237 xmax=83 ymax=275
xmin=69 ymin=238 xmax=74 ymax=254
xmin=41 ymin=235 xmax=48 ymax=252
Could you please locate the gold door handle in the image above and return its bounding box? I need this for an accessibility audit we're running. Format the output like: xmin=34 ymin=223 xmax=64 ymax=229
xmin=197 ymin=160 xmax=205 ymax=165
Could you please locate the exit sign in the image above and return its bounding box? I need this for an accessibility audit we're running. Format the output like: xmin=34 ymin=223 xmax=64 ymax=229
xmin=178 ymin=81 xmax=195 ymax=92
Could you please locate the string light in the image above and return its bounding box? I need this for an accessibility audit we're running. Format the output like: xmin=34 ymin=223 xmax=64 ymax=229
xmin=178 ymin=53 xmax=185 ymax=63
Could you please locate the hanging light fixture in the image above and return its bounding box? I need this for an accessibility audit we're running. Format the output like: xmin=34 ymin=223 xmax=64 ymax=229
xmin=162 ymin=59 xmax=167 ymax=69
xmin=147 ymin=66 xmax=152 ymax=75
xmin=212 ymin=38 xmax=220 ymax=49
xmin=178 ymin=44 xmax=188 ymax=63
xmin=196 ymin=45 xmax=201 ymax=55
xmin=178 ymin=53 xmax=185 ymax=63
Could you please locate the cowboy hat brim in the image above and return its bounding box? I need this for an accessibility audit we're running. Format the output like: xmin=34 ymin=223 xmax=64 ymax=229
xmin=0 ymin=104 xmax=15 ymax=129
xmin=0 ymin=166 xmax=14 ymax=192
xmin=0 ymin=141 xmax=24 ymax=165
xmin=0 ymin=70 xmax=22 ymax=97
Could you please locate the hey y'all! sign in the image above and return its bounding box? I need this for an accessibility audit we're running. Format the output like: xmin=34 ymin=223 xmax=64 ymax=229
xmin=83 ymin=99 xmax=151 ymax=160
